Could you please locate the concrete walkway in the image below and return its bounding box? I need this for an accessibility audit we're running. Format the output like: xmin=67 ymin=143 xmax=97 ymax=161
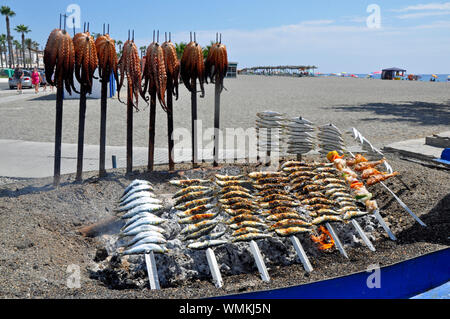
xmin=0 ymin=139 xmax=244 ymax=178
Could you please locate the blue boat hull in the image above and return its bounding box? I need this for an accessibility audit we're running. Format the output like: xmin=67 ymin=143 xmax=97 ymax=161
xmin=217 ymin=248 xmax=450 ymax=299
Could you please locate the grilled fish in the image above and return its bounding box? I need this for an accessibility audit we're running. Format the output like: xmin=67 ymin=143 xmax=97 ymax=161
xmin=180 ymin=220 xmax=218 ymax=235
xmin=117 ymin=197 xmax=162 ymax=211
xmin=311 ymin=215 xmax=344 ymax=225
xmin=232 ymin=227 xmax=262 ymax=236
xmin=169 ymin=179 xmax=210 ymax=187
xmin=175 ymin=197 xmax=214 ymax=211
xmin=231 ymin=233 xmax=272 ymax=242
xmin=221 ymin=191 xmax=253 ymax=199
xmin=260 ymin=200 xmax=300 ymax=209
xmin=175 ymin=190 xmax=213 ymax=205
xmin=187 ymin=239 xmax=228 ymax=250
xmin=176 ymin=204 xmax=215 ymax=217
xmin=216 ymin=180 xmax=250 ymax=187
xmin=178 ymin=212 xmax=219 ymax=224
xmin=228 ymin=214 xmax=263 ymax=224
xmin=122 ymin=243 xmax=166 ymax=255
xmin=269 ymin=219 xmax=312 ymax=229
xmin=173 ymin=186 xmax=211 ymax=198
xmin=120 ymin=204 xmax=164 ymax=219
xmin=275 ymin=227 xmax=312 ymax=237
xmin=215 ymin=174 xmax=245 ymax=181
xmin=229 ymin=221 xmax=268 ymax=230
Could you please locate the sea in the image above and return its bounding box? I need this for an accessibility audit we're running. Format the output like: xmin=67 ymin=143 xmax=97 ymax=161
xmin=347 ymin=74 xmax=450 ymax=82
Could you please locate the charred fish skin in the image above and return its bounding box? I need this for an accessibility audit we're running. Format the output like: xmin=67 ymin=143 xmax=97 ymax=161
xmin=224 ymin=208 xmax=258 ymax=216
xmin=228 ymin=221 xmax=268 ymax=230
xmin=248 ymin=171 xmax=283 ymax=179
xmin=269 ymin=219 xmax=312 ymax=230
xmin=221 ymin=191 xmax=253 ymax=199
xmin=180 ymin=220 xmax=219 ymax=235
xmin=218 ymin=185 xmax=250 ymax=194
xmin=183 ymin=224 xmax=218 ymax=241
xmin=231 ymin=227 xmax=263 ymax=237
xmin=215 ymin=174 xmax=245 ymax=181
xmin=227 ymin=213 xmax=263 ymax=224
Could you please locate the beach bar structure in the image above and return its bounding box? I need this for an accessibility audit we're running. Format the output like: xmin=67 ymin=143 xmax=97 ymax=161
xmin=381 ymin=67 xmax=406 ymax=80
xmin=226 ymin=62 xmax=238 ymax=78
xmin=239 ymin=65 xmax=318 ymax=77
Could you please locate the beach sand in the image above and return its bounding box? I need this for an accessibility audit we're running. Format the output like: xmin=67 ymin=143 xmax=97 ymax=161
xmin=0 ymin=76 xmax=449 ymax=150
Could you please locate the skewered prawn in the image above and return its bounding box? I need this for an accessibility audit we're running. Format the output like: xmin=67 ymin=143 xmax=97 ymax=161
xmin=366 ymin=172 xmax=399 ymax=186
xmin=354 ymin=159 xmax=386 ymax=172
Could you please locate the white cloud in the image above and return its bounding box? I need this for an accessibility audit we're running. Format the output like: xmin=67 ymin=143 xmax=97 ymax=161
xmin=391 ymin=2 xmax=450 ymax=12
xmin=396 ymin=10 xmax=450 ymax=19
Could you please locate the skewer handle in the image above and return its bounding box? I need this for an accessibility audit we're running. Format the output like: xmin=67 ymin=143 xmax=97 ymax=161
xmin=290 ymin=236 xmax=313 ymax=272
xmin=145 ymin=251 xmax=161 ymax=290
xmin=351 ymin=219 xmax=376 ymax=252
xmin=249 ymin=240 xmax=270 ymax=282
xmin=325 ymin=223 xmax=348 ymax=259
xmin=206 ymin=248 xmax=223 ymax=288
xmin=380 ymin=182 xmax=426 ymax=227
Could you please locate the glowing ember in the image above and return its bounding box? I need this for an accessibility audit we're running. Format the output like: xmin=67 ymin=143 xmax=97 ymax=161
xmin=311 ymin=226 xmax=335 ymax=250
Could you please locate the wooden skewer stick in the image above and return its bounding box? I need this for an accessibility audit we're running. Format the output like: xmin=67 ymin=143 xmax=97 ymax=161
xmin=99 ymin=75 xmax=108 ymax=177
xmin=76 ymin=85 xmax=88 ymax=181
xmin=148 ymin=90 xmax=156 ymax=171
xmin=249 ymin=240 xmax=270 ymax=282
xmin=166 ymin=78 xmax=175 ymax=171
xmin=191 ymin=78 xmax=198 ymax=168
xmin=144 ymin=251 xmax=161 ymax=290
xmin=213 ymin=82 xmax=221 ymax=167
xmin=53 ymin=82 xmax=64 ymax=186
xmin=126 ymin=83 xmax=133 ymax=174
xmin=205 ymin=248 xmax=223 ymax=288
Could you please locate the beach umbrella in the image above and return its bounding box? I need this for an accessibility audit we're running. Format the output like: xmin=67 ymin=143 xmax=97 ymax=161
xmin=432 ymin=74 xmax=438 ymax=78
xmin=373 ymin=71 xmax=382 ymax=74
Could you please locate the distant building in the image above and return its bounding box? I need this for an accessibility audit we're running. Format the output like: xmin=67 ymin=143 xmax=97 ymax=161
xmin=227 ymin=62 xmax=238 ymax=78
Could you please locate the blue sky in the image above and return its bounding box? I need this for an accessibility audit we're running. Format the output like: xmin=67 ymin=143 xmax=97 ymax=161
xmin=1 ymin=0 xmax=450 ymax=73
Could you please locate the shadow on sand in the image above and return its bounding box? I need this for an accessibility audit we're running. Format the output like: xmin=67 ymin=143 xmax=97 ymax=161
xmin=332 ymin=101 xmax=450 ymax=126
xmin=397 ymin=193 xmax=450 ymax=246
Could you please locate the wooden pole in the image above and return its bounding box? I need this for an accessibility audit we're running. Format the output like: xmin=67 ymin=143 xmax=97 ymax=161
xmin=76 ymin=86 xmax=87 ymax=181
xmin=213 ymin=82 xmax=221 ymax=167
xmin=166 ymin=80 xmax=175 ymax=171
xmin=99 ymin=78 xmax=108 ymax=177
xmin=53 ymin=83 xmax=64 ymax=186
xmin=148 ymin=90 xmax=156 ymax=171
xmin=126 ymin=87 xmax=133 ymax=174
xmin=191 ymin=78 xmax=198 ymax=168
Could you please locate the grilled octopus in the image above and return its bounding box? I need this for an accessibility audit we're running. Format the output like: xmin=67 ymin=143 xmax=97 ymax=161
xmin=118 ymin=40 xmax=147 ymax=110
xmin=143 ymin=41 xmax=168 ymax=111
xmin=161 ymin=40 xmax=180 ymax=100
xmin=43 ymin=29 xmax=77 ymax=94
xmin=180 ymin=41 xmax=205 ymax=97
xmin=205 ymin=42 xmax=228 ymax=91
xmin=95 ymin=34 xmax=118 ymax=83
xmin=73 ymin=31 xmax=98 ymax=93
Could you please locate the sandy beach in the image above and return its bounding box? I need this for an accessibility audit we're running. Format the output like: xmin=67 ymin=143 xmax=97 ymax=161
xmin=0 ymin=76 xmax=449 ymax=150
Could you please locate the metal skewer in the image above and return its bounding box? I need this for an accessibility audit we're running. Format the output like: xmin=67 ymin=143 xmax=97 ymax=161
xmin=350 ymin=128 xmax=426 ymax=227
xmin=144 ymin=251 xmax=161 ymax=290
xmin=351 ymin=219 xmax=376 ymax=251
xmin=249 ymin=240 xmax=270 ymax=282
xmin=205 ymin=248 xmax=223 ymax=288
xmin=325 ymin=222 xmax=348 ymax=259
xmin=290 ymin=235 xmax=313 ymax=272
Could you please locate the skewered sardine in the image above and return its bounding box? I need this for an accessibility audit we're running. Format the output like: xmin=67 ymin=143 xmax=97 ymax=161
xmin=222 ymin=201 xmax=259 ymax=210
xmin=266 ymin=212 xmax=303 ymax=221
xmin=122 ymin=243 xmax=167 ymax=255
xmin=218 ymin=186 xmax=250 ymax=194
xmin=121 ymin=216 xmax=166 ymax=232
xmin=248 ymin=171 xmax=283 ymax=179
xmin=216 ymin=180 xmax=250 ymax=187
xmin=173 ymin=186 xmax=211 ymax=198
xmin=120 ymin=204 xmax=164 ymax=219
xmin=170 ymin=179 xmax=210 ymax=186
xmin=175 ymin=190 xmax=214 ymax=205
xmin=119 ymin=191 xmax=156 ymax=205
xmin=260 ymin=200 xmax=300 ymax=209
xmin=301 ymin=197 xmax=334 ymax=205
xmin=178 ymin=212 xmax=219 ymax=224
xmin=228 ymin=214 xmax=263 ymax=224
xmin=229 ymin=221 xmax=268 ymax=230
xmin=118 ymin=231 xmax=165 ymax=247
xmin=232 ymin=233 xmax=272 ymax=242
xmin=119 ymin=224 xmax=166 ymax=237
xmin=311 ymin=215 xmax=344 ymax=225
xmin=342 ymin=210 xmax=369 ymax=220
xmin=275 ymin=227 xmax=312 ymax=237
xmin=122 ymin=180 xmax=153 ymax=196
xmin=258 ymin=194 xmax=293 ymax=202
xmin=176 ymin=204 xmax=215 ymax=217
xmin=175 ymin=197 xmax=214 ymax=211
xmin=215 ymin=174 xmax=245 ymax=181
xmin=269 ymin=219 xmax=312 ymax=229
xmin=187 ymin=239 xmax=228 ymax=250
xmin=117 ymin=197 xmax=162 ymax=211
xmin=224 ymin=208 xmax=258 ymax=216
xmin=221 ymin=191 xmax=253 ymax=199
xmin=254 ymin=183 xmax=286 ymax=190
xmin=180 ymin=220 xmax=219 ymax=235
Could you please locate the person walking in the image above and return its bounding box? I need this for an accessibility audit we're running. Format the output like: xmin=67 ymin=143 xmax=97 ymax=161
xmin=13 ymin=65 xmax=23 ymax=94
xmin=31 ymin=67 xmax=41 ymax=93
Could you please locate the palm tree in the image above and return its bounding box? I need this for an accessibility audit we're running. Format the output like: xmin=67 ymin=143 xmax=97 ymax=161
xmin=14 ymin=24 xmax=31 ymax=68
xmin=32 ymin=41 xmax=40 ymax=68
xmin=13 ymin=40 xmax=21 ymax=65
xmin=117 ymin=40 xmax=123 ymax=52
xmin=175 ymin=42 xmax=187 ymax=60
xmin=0 ymin=6 xmax=16 ymax=67
xmin=202 ymin=41 xmax=214 ymax=60
xmin=0 ymin=34 xmax=6 ymax=67
xmin=25 ymin=38 xmax=33 ymax=68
